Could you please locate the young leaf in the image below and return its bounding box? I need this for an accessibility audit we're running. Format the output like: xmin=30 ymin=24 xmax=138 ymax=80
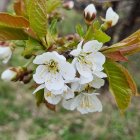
xmin=104 ymin=60 xmax=137 ymax=112
xmin=102 ymin=29 xmax=140 ymax=55
xmin=76 ymin=24 xmax=84 ymax=37
xmin=0 ymin=13 xmax=29 ymax=28
xmin=29 ymin=0 xmax=48 ymax=37
xmin=104 ymin=51 xmax=128 ymax=62
xmin=0 ymin=13 xmax=29 ymax=41
xmin=84 ymin=22 xmax=111 ymax=43
xmin=14 ymin=0 xmax=26 ymax=16
xmin=0 ymin=26 xmax=28 ymax=41
xmin=22 ymin=37 xmax=43 ymax=58
xmin=93 ymin=29 xmax=111 ymax=43
xmin=46 ymin=0 xmax=61 ymax=13
xmin=35 ymin=89 xmax=44 ymax=107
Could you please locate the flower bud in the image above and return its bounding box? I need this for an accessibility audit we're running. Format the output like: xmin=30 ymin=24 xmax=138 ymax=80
xmin=0 ymin=46 xmax=12 ymax=64
xmin=105 ymin=7 xmax=119 ymax=27
xmin=63 ymin=1 xmax=74 ymax=10
xmin=1 ymin=69 xmax=17 ymax=81
xmin=84 ymin=4 xmax=97 ymax=25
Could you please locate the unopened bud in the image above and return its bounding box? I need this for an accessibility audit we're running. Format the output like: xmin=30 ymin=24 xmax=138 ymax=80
xmin=1 ymin=67 xmax=25 ymax=82
xmin=1 ymin=69 xmax=17 ymax=81
xmin=105 ymin=7 xmax=119 ymax=27
xmin=63 ymin=1 xmax=74 ymax=10
xmin=84 ymin=4 xmax=97 ymax=25
xmin=0 ymin=45 xmax=12 ymax=64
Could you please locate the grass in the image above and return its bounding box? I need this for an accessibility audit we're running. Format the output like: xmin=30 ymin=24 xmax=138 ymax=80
xmin=0 ymin=78 xmax=140 ymax=140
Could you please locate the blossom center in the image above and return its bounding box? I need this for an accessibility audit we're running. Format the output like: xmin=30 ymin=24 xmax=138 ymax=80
xmin=77 ymin=53 xmax=91 ymax=65
xmin=80 ymin=95 xmax=93 ymax=108
xmin=47 ymin=59 xmax=59 ymax=74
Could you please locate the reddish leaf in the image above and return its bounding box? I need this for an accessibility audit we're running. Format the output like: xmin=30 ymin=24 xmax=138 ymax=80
xmin=102 ymin=30 xmax=140 ymax=56
xmin=105 ymin=51 xmax=128 ymax=62
xmin=14 ymin=0 xmax=26 ymax=16
xmin=0 ymin=13 xmax=29 ymax=28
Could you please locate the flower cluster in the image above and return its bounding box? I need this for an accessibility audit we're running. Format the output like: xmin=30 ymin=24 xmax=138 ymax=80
xmin=33 ymin=40 xmax=106 ymax=114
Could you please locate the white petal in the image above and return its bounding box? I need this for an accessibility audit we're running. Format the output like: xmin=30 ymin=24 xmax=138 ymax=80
xmin=52 ymin=51 xmax=66 ymax=61
xmin=71 ymin=81 xmax=80 ymax=92
xmin=33 ymin=65 xmax=48 ymax=84
xmin=44 ymin=89 xmax=62 ymax=105
xmin=77 ymin=93 xmax=102 ymax=114
xmin=83 ymin=40 xmax=103 ymax=53
xmin=105 ymin=7 xmax=119 ymax=26
xmin=60 ymin=62 xmax=76 ymax=81
xmin=63 ymin=86 xmax=75 ymax=100
xmin=90 ymin=94 xmax=102 ymax=112
xmin=45 ymin=72 xmax=64 ymax=91
xmin=89 ymin=76 xmax=105 ymax=89
xmin=94 ymin=71 xmax=107 ymax=78
xmin=84 ymin=4 xmax=97 ymax=17
xmin=70 ymin=40 xmax=83 ymax=56
xmin=52 ymin=85 xmax=67 ymax=95
xmin=80 ymin=75 xmax=93 ymax=84
xmin=33 ymin=84 xmax=45 ymax=94
xmin=62 ymin=94 xmax=81 ymax=110
xmin=88 ymin=52 xmax=105 ymax=66
xmin=65 ymin=77 xmax=80 ymax=84
xmin=76 ymin=62 xmax=93 ymax=78
xmin=33 ymin=51 xmax=66 ymax=65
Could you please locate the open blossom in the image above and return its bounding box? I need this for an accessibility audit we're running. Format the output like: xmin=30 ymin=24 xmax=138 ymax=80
xmin=33 ymin=84 xmax=74 ymax=105
xmin=33 ymin=51 xmax=76 ymax=91
xmin=62 ymin=93 xmax=102 ymax=114
xmin=105 ymin=7 xmax=119 ymax=26
xmin=84 ymin=4 xmax=97 ymax=24
xmin=1 ymin=68 xmax=17 ymax=81
xmin=0 ymin=46 xmax=12 ymax=64
xmin=70 ymin=40 xmax=107 ymax=84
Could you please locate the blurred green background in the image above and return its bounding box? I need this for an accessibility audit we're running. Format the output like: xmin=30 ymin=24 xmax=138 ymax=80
xmin=0 ymin=0 xmax=140 ymax=140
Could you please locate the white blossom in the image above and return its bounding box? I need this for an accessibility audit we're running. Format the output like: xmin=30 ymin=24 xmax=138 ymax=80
xmin=33 ymin=51 xmax=76 ymax=91
xmin=0 ymin=46 xmax=12 ymax=64
xmin=33 ymin=84 xmax=74 ymax=105
xmin=1 ymin=69 xmax=16 ymax=81
xmin=70 ymin=40 xmax=107 ymax=84
xmin=62 ymin=92 xmax=102 ymax=114
xmin=105 ymin=7 xmax=119 ymax=26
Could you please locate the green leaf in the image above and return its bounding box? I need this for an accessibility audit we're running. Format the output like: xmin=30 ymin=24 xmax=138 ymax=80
xmin=0 ymin=26 xmax=28 ymax=41
xmin=104 ymin=60 xmax=137 ymax=112
xmin=35 ymin=89 xmax=44 ymax=106
xmin=46 ymin=0 xmax=61 ymax=13
xmin=84 ymin=21 xmax=111 ymax=43
xmin=29 ymin=0 xmax=48 ymax=37
xmin=76 ymin=24 xmax=84 ymax=37
xmin=49 ymin=19 xmax=58 ymax=35
xmin=93 ymin=29 xmax=111 ymax=43
xmin=22 ymin=37 xmax=43 ymax=58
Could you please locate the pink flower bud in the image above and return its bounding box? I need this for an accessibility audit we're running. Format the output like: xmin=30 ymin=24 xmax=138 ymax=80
xmin=84 ymin=4 xmax=97 ymax=25
xmin=63 ymin=1 xmax=74 ymax=10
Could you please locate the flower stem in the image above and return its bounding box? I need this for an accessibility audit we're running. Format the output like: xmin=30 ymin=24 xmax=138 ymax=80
xmin=23 ymin=56 xmax=35 ymax=68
